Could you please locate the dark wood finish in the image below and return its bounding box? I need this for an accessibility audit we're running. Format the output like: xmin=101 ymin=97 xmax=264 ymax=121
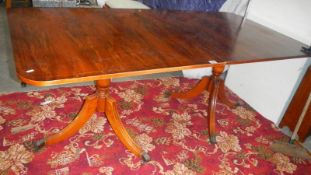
xmin=7 ymin=8 xmax=308 ymax=86
xmin=280 ymin=66 xmax=311 ymax=142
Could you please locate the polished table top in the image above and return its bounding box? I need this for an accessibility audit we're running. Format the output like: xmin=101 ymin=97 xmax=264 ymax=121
xmin=7 ymin=8 xmax=309 ymax=86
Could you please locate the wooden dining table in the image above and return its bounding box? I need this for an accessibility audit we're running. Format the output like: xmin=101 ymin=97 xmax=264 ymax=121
xmin=7 ymin=8 xmax=310 ymax=161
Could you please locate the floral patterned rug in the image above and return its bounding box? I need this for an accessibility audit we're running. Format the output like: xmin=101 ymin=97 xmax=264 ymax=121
xmin=0 ymin=77 xmax=310 ymax=175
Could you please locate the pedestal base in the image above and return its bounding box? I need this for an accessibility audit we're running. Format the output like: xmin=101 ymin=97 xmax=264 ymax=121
xmin=171 ymin=64 xmax=237 ymax=143
xmin=25 ymin=79 xmax=150 ymax=161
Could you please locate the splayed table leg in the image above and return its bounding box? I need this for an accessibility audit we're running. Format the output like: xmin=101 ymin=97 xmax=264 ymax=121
xmin=26 ymin=79 xmax=150 ymax=162
xmin=171 ymin=64 xmax=237 ymax=144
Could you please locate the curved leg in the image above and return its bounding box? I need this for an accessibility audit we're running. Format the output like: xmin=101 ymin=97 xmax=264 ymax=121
xmin=46 ymin=95 xmax=98 ymax=145
xmin=171 ymin=76 xmax=210 ymax=99
xmin=208 ymin=65 xmax=225 ymax=144
xmin=218 ymin=80 xmax=237 ymax=108
xmin=208 ymin=77 xmax=220 ymax=144
xmin=25 ymin=79 xmax=149 ymax=161
xmin=25 ymin=95 xmax=98 ymax=151
xmin=105 ymin=97 xmax=150 ymax=162
xmin=170 ymin=65 xmax=234 ymax=144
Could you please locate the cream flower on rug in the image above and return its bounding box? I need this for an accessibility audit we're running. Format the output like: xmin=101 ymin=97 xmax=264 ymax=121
xmin=71 ymin=88 xmax=89 ymax=98
xmin=200 ymin=90 xmax=210 ymax=105
xmin=217 ymin=119 xmax=229 ymax=127
xmin=135 ymin=133 xmax=155 ymax=152
xmin=166 ymin=122 xmax=192 ymax=140
xmin=99 ymin=166 xmax=114 ymax=175
xmin=166 ymin=112 xmax=192 ymax=140
xmin=26 ymin=91 xmax=44 ymax=99
xmin=164 ymin=163 xmax=196 ymax=175
xmin=216 ymin=131 xmax=241 ymax=153
xmin=269 ymin=153 xmax=297 ymax=174
xmin=79 ymin=114 xmax=107 ymax=134
xmin=154 ymin=90 xmax=170 ymax=103
xmin=118 ymin=89 xmax=143 ymax=103
xmin=43 ymin=95 xmax=67 ymax=108
xmin=0 ymin=144 xmax=34 ymax=175
xmin=0 ymin=102 xmax=15 ymax=115
xmin=28 ymin=105 xmax=57 ymax=123
xmin=232 ymin=106 xmax=256 ymax=121
xmin=0 ymin=115 xmax=6 ymax=131
xmin=172 ymin=112 xmax=192 ymax=124
xmin=47 ymin=144 xmax=82 ymax=168
xmin=160 ymin=77 xmax=180 ymax=88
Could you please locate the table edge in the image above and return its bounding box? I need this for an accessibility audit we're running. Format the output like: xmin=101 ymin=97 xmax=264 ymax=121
xmin=17 ymin=55 xmax=310 ymax=86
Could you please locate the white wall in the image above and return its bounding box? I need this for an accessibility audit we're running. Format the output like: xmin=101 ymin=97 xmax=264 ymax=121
xmin=226 ymin=0 xmax=311 ymax=124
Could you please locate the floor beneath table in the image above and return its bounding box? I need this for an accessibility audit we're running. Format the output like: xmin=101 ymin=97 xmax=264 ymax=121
xmin=0 ymin=4 xmax=310 ymax=151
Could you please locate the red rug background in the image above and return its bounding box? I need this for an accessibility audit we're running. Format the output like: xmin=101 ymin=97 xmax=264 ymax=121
xmin=0 ymin=77 xmax=310 ymax=175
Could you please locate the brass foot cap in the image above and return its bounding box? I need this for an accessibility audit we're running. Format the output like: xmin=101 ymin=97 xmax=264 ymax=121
xmin=24 ymin=138 xmax=45 ymax=152
xmin=21 ymin=82 xmax=27 ymax=87
xmin=210 ymin=135 xmax=217 ymax=144
xmin=141 ymin=152 xmax=151 ymax=162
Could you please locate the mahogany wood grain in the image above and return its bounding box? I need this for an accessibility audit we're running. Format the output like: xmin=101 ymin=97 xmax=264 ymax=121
xmin=7 ymin=8 xmax=309 ymax=86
